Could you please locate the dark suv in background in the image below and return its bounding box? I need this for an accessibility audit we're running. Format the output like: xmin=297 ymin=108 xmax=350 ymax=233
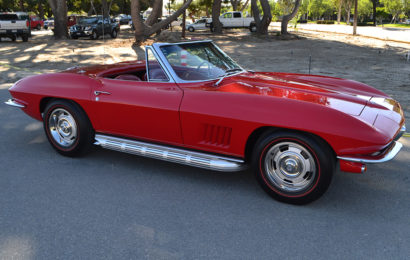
xmin=69 ymin=16 xmax=120 ymax=40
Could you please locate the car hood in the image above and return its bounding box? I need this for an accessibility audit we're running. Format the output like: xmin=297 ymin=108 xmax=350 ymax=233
xmin=219 ymin=72 xmax=391 ymax=116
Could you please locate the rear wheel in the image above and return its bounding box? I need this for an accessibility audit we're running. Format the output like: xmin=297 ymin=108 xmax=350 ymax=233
xmin=110 ymin=29 xmax=118 ymax=38
xmin=252 ymin=131 xmax=335 ymax=204
xmin=10 ymin=35 xmax=16 ymax=42
xmin=22 ymin=34 xmax=28 ymax=42
xmin=188 ymin=26 xmax=194 ymax=32
xmin=43 ymin=100 xmax=94 ymax=157
xmin=36 ymin=24 xmax=41 ymax=30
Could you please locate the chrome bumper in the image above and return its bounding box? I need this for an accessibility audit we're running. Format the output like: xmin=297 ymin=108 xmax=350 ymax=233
xmin=394 ymin=125 xmax=406 ymax=141
xmin=5 ymin=99 xmax=25 ymax=108
xmin=337 ymin=141 xmax=403 ymax=164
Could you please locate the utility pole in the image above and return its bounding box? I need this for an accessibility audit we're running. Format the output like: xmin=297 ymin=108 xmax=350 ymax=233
xmin=353 ymin=0 xmax=358 ymax=35
xmin=182 ymin=0 xmax=186 ymax=38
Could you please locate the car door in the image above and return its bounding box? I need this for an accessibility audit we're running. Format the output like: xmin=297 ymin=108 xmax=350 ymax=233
xmin=90 ymin=47 xmax=184 ymax=145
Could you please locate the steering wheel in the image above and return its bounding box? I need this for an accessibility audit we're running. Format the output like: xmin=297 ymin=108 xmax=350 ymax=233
xmin=195 ymin=61 xmax=213 ymax=77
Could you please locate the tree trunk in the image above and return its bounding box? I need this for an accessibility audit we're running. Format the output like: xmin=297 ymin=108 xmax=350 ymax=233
xmin=281 ymin=0 xmax=301 ymax=35
xmin=230 ymin=0 xmax=239 ymax=11
xmin=131 ymin=0 xmax=193 ymax=44
xmin=38 ymin=2 xmax=45 ymax=20
xmin=337 ymin=0 xmax=342 ymax=24
xmin=372 ymin=0 xmax=376 ymax=26
xmin=353 ymin=0 xmax=357 ymax=35
xmin=212 ymin=0 xmax=223 ymax=34
xmin=19 ymin=0 xmax=24 ymax=11
xmin=240 ymin=0 xmax=250 ymax=12
xmin=251 ymin=0 xmax=272 ymax=35
xmin=48 ymin=0 xmax=68 ymax=39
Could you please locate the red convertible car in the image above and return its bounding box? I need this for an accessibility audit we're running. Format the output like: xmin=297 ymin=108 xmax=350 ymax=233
xmin=6 ymin=40 xmax=406 ymax=204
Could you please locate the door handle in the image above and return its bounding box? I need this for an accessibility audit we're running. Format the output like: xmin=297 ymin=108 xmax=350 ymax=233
xmin=94 ymin=90 xmax=111 ymax=96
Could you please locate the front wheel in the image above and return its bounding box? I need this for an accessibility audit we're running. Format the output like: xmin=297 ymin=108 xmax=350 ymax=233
xmin=188 ymin=26 xmax=194 ymax=32
xmin=90 ymin=30 xmax=99 ymax=40
xmin=252 ymin=131 xmax=335 ymax=204
xmin=43 ymin=100 xmax=94 ymax=157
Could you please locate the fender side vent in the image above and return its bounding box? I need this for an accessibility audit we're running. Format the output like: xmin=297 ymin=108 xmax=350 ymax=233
xmin=201 ymin=124 xmax=232 ymax=148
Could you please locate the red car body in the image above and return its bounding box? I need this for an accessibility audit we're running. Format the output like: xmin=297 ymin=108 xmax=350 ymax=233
xmin=9 ymin=62 xmax=405 ymax=158
xmin=6 ymin=41 xmax=406 ymax=204
xmin=29 ymin=16 xmax=43 ymax=30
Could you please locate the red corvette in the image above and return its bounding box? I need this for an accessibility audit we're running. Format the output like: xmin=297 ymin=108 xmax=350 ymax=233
xmin=6 ymin=40 xmax=406 ymax=204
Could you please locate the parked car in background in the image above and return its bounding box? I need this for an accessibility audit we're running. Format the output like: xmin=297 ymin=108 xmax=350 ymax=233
xmin=29 ymin=16 xmax=43 ymax=30
xmin=70 ymin=16 xmax=120 ymax=40
xmin=170 ymin=17 xmax=191 ymax=27
xmin=186 ymin=18 xmax=207 ymax=32
xmin=43 ymin=17 xmax=54 ymax=30
xmin=6 ymin=40 xmax=406 ymax=204
xmin=67 ymin=15 xmax=86 ymax=27
xmin=115 ymin=14 xmax=131 ymax=25
xmin=208 ymin=11 xmax=254 ymax=31
xmin=0 ymin=12 xmax=30 ymax=42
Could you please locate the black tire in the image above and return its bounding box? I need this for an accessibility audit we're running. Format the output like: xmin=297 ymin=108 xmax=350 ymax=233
xmin=90 ymin=30 xmax=99 ymax=40
xmin=252 ymin=131 xmax=335 ymax=205
xmin=188 ymin=26 xmax=195 ymax=32
xmin=209 ymin=22 xmax=214 ymax=32
xmin=44 ymin=25 xmax=48 ymax=30
xmin=71 ymin=34 xmax=78 ymax=39
xmin=10 ymin=35 xmax=16 ymax=42
xmin=110 ymin=29 xmax=118 ymax=38
xmin=249 ymin=23 xmax=257 ymax=32
xmin=43 ymin=100 xmax=94 ymax=157
xmin=36 ymin=24 xmax=41 ymax=30
xmin=22 ymin=34 xmax=28 ymax=42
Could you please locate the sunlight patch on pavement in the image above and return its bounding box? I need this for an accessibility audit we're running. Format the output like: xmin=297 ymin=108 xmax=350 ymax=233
xmin=0 ymin=83 xmax=13 ymax=89
xmin=28 ymin=135 xmax=46 ymax=144
xmin=14 ymin=55 xmax=31 ymax=62
xmin=24 ymin=44 xmax=47 ymax=52
xmin=24 ymin=122 xmax=42 ymax=132
xmin=0 ymin=236 xmax=35 ymax=260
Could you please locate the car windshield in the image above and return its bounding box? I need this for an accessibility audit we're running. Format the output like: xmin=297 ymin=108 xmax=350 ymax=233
xmin=159 ymin=42 xmax=242 ymax=81
xmin=79 ymin=17 xmax=99 ymax=24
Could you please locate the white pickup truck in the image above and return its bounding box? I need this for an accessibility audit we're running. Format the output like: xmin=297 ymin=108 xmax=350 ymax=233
xmin=0 ymin=12 xmax=30 ymax=42
xmin=207 ymin=12 xmax=254 ymax=31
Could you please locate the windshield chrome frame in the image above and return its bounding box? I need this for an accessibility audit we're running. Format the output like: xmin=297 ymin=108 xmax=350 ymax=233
xmin=144 ymin=46 xmax=175 ymax=83
xmin=149 ymin=40 xmax=245 ymax=84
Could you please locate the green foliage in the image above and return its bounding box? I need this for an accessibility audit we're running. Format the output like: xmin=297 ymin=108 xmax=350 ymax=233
xmin=316 ymin=19 xmax=334 ymax=23
xmin=380 ymin=0 xmax=408 ymax=21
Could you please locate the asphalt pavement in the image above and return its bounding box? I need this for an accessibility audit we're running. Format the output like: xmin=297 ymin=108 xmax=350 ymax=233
xmin=1 ymin=83 xmax=410 ymax=259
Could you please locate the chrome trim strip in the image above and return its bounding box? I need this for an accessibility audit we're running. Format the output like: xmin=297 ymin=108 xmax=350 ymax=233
xmin=394 ymin=125 xmax=406 ymax=141
xmin=5 ymin=99 xmax=25 ymax=108
xmin=94 ymin=134 xmax=246 ymax=172
xmin=145 ymin=46 xmax=175 ymax=83
xmin=337 ymin=141 xmax=403 ymax=164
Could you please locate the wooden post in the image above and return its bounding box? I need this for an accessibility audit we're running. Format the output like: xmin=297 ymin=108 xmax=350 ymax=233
xmin=182 ymin=0 xmax=186 ymax=38
xmin=353 ymin=0 xmax=358 ymax=35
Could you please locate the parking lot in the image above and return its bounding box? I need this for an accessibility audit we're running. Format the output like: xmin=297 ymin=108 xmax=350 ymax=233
xmin=1 ymin=28 xmax=410 ymax=258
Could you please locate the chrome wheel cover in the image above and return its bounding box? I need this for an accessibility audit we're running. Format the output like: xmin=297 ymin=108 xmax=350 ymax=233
xmin=48 ymin=108 xmax=77 ymax=147
xmin=264 ymin=142 xmax=316 ymax=193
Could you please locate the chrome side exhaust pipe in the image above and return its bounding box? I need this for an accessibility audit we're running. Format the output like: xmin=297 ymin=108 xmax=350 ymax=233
xmin=94 ymin=134 xmax=246 ymax=172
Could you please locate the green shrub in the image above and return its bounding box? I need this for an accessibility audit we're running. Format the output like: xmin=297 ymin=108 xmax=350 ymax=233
xmin=316 ymin=20 xmax=335 ymax=24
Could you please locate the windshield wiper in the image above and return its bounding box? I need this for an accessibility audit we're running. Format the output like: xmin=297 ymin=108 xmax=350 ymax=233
xmin=225 ymin=68 xmax=242 ymax=73
xmin=214 ymin=68 xmax=243 ymax=86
